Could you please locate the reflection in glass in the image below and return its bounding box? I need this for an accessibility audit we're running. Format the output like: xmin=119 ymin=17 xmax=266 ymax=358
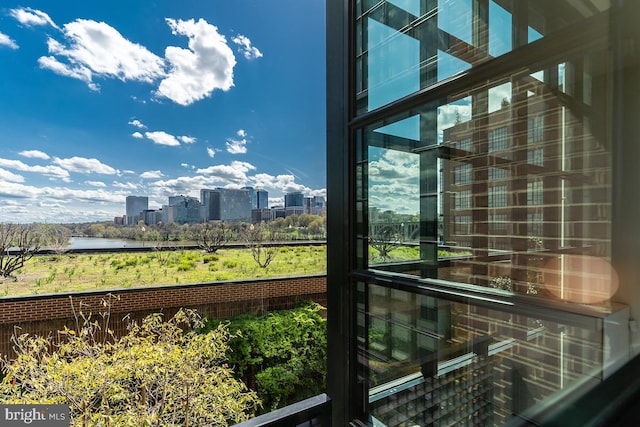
xmin=367 ymin=145 xmax=420 ymax=265
xmin=438 ymin=0 xmax=473 ymax=45
xmin=355 ymin=0 xmax=601 ymax=114
xmin=358 ymin=39 xmax=613 ymax=301
xmin=489 ymin=0 xmax=512 ymax=57
xmin=367 ymin=18 xmax=420 ymax=110
xmin=349 ymin=1 xmax=621 ymax=426
xmin=359 ymin=284 xmax=623 ymax=426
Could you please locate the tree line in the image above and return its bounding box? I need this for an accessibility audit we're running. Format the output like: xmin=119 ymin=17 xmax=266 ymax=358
xmin=74 ymin=213 xmax=326 ymax=242
xmin=0 ymin=216 xmax=326 ymax=280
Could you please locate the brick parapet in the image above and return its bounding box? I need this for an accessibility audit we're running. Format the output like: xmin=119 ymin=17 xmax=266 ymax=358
xmin=0 ymin=275 xmax=326 ymax=324
xmin=0 ymin=275 xmax=327 ymax=358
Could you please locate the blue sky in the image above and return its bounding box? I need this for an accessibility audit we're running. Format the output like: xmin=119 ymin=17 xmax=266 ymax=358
xmin=0 ymin=1 xmax=326 ymax=223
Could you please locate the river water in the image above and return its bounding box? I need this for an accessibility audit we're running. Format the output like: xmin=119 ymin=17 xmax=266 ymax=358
xmin=65 ymin=237 xmax=148 ymax=250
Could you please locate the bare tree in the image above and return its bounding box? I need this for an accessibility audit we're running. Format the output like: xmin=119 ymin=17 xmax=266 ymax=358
xmin=243 ymin=223 xmax=280 ymax=269
xmin=369 ymin=225 xmax=400 ymax=260
xmin=0 ymin=223 xmax=42 ymax=279
xmin=193 ymin=222 xmax=230 ymax=254
xmin=37 ymin=223 xmax=71 ymax=255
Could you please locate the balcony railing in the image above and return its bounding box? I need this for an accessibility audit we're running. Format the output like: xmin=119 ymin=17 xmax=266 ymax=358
xmin=233 ymin=394 xmax=331 ymax=427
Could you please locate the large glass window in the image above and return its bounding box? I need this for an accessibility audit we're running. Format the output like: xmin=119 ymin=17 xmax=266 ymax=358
xmin=358 ymin=48 xmax=613 ymax=296
xmin=359 ymin=283 xmax=617 ymax=427
xmin=349 ymin=2 xmax=625 ymax=425
xmin=355 ymin=0 xmax=594 ymax=114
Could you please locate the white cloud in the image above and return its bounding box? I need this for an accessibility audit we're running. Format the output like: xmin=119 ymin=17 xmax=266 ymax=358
xmin=132 ymin=131 xmax=144 ymax=139
xmin=251 ymin=173 xmax=310 ymax=194
xmin=18 ymin=12 xmax=243 ymax=107
xmin=179 ymin=135 xmax=196 ymax=144
xmin=140 ymin=170 xmax=164 ymax=179
xmin=231 ymin=34 xmax=263 ymax=60
xmin=149 ymin=175 xmax=211 ymax=197
xmin=0 ymin=181 xmax=123 ymax=205
xmin=226 ymin=129 xmax=248 ymax=154
xmin=0 ymin=158 xmax=69 ymax=180
xmin=144 ymin=131 xmax=180 ymax=146
xmin=226 ymin=139 xmax=247 ymax=154
xmin=128 ymin=119 xmax=147 ymax=128
xmin=85 ymin=180 xmax=106 ymax=187
xmin=0 ymin=179 xmax=133 ymax=223
xmin=9 ymin=7 xmax=59 ymax=29
xmin=53 ymin=156 xmax=119 ymax=175
xmin=156 ymin=18 xmax=236 ymax=106
xmin=0 ymin=168 xmax=24 ymax=183
xmin=488 ymin=82 xmax=512 ymax=113
xmin=112 ymin=181 xmax=138 ymax=190
xmin=39 ymin=19 xmax=165 ymax=91
xmin=0 ymin=32 xmax=19 ymax=50
xmin=368 ymin=148 xmax=420 ymax=214
xmin=18 ymin=150 xmax=50 ymax=160
xmin=38 ymin=55 xmax=99 ymax=91
xmin=437 ymin=101 xmax=471 ymax=141
xmin=207 ymin=147 xmax=217 ymax=158
xmin=197 ymin=160 xmax=255 ymax=183
xmin=309 ymin=188 xmax=327 ymax=198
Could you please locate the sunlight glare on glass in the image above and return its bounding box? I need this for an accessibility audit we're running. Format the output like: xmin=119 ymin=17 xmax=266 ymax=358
xmin=544 ymin=255 xmax=619 ymax=304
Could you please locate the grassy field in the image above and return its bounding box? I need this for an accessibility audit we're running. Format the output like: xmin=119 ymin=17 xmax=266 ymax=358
xmin=2 ymin=246 xmax=326 ymax=297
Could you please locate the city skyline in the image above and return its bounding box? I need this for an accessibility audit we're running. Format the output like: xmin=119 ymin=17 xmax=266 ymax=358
xmin=0 ymin=1 xmax=326 ymax=223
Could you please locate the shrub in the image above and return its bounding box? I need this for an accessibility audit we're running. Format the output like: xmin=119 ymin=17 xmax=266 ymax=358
xmin=222 ymin=260 xmax=238 ymax=269
xmin=177 ymin=260 xmax=196 ymax=271
xmin=204 ymin=302 xmax=327 ymax=413
xmin=0 ymin=305 xmax=259 ymax=426
xmin=202 ymin=254 xmax=219 ymax=264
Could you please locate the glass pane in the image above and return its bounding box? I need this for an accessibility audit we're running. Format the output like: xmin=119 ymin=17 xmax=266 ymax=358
xmin=359 ymin=284 xmax=624 ymax=426
xmin=357 ymin=37 xmax=614 ymax=305
xmin=368 ymin=144 xmax=420 ymax=264
xmin=354 ymin=0 xmax=610 ymax=114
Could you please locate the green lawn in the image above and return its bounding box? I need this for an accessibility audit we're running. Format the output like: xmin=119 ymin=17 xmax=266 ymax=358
xmin=3 ymin=246 xmax=326 ymax=297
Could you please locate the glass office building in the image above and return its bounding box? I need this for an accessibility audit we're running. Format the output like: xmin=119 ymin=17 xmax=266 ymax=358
xmin=327 ymin=0 xmax=640 ymax=426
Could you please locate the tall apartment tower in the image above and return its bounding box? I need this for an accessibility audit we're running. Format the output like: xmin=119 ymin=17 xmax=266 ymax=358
xmin=284 ymin=191 xmax=304 ymax=208
xmin=125 ymin=196 xmax=148 ymax=225
xmin=242 ymin=186 xmax=257 ymax=209
xmin=165 ymin=195 xmax=202 ymax=224
xmin=201 ymin=188 xmax=251 ymax=221
xmin=256 ymin=189 xmax=268 ymax=209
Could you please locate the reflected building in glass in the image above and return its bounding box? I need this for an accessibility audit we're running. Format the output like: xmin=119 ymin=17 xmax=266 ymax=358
xmin=327 ymin=0 xmax=640 ymax=425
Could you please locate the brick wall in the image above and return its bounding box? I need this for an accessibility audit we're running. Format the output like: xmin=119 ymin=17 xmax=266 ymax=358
xmin=0 ymin=275 xmax=326 ymax=358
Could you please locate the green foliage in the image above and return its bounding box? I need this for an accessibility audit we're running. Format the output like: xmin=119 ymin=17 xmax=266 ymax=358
xmin=222 ymin=260 xmax=238 ymax=269
xmin=176 ymin=260 xmax=196 ymax=271
xmin=204 ymin=302 xmax=327 ymax=413
xmin=10 ymin=246 xmax=326 ymax=297
xmin=0 ymin=305 xmax=259 ymax=426
xmin=202 ymin=254 xmax=219 ymax=263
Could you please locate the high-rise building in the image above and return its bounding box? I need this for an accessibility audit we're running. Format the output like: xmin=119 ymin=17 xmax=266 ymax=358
xmin=125 ymin=196 xmax=148 ymax=225
xmin=165 ymin=195 xmax=202 ymax=224
xmin=242 ymin=186 xmax=257 ymax=209
xmin=201 ymin=188 xmax=251 ymax=221
xmin=304 ymin=195 xmax=326 ymax=216
xmin=284 ymin=191 xmax=304 ymax=208
xmin=200 ymin=189 xmax=217 ymax=221
xmin=325 ymin=1 xmax=640 ymax=425
xmin=256 ymin=189 xmax=268 ymax=209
